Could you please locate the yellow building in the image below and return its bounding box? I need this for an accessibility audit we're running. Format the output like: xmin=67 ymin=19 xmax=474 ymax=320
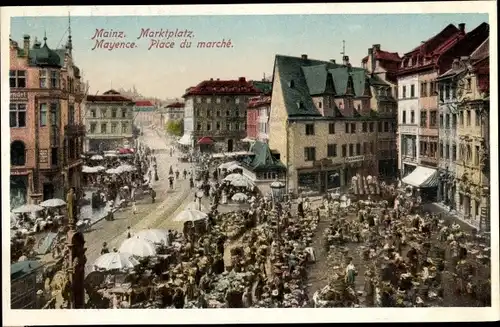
xmin=454 ymin=38 xmax=489 ymax=230
xmin=268 ymin=54 xmax=397 ymax=195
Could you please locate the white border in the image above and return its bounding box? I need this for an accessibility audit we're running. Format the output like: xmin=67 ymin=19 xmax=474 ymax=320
xmin=1 ymin=2 xmax=498 ymax=325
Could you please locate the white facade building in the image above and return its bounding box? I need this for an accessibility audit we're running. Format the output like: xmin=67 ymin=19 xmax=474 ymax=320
xmin=397 ymin=74 xmax=420 ymax=177
xmin=179 ymin=97 xmax=194 ymax=147
xmin=257 ymin=104 xmax=270 ymax=143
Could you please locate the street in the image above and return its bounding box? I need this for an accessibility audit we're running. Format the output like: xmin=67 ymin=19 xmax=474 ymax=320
xmin=81 ymin=127 xmax=195 ymax=272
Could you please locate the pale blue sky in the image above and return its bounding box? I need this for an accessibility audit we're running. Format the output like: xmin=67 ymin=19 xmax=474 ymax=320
xmin=10 ymin=14 xmax=488 ymax=98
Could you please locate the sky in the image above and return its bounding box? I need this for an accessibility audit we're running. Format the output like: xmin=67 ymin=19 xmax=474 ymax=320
xmin=10 ymin=13 xmax=488 ymax=99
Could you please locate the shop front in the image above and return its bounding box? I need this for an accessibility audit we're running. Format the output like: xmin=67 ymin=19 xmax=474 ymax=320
xmin=10 ymin=174 xmax=29 ymax=209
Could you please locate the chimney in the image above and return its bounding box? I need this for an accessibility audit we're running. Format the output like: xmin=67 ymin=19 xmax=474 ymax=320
xmin=23 ymin=35 xmax=30 ymax=57
xmin=369 ymin=48 xmax=375 ymax=73
xmin=459 ymin=23 xmax=465 ymax=34
xmin=372 ymin=44 xmax=381 ymax=52
xmin=301 ymin=54 xmax=308 ymax=60
xmin=330 ymin=59 xmax=336 ymax=64
xmin=210 ymin=78 xmax=214 ymax=81
xmin=343 ymin=55 xmax=350 ymax=66
xmin=238 ymin=77 xmax=246 ymax=82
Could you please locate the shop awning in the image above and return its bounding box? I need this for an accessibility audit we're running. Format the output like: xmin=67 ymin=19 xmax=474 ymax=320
xmin=402 ymin=166 xmax=439 ymax=188
xmin=178 ymin=134 xmax=192 ymax=146
xmin=197 ymin=137 xmax=214 ymax=145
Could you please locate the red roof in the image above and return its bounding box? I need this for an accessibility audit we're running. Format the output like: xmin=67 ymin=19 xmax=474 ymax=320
xmin=247 ymin=95 xmax=271 ymax=109
xmin=87 ymin=90 xmax=132 ymax=103
xmin=405 ymin=24 xmax=461 ymax=55
xmin=183 ymin=77 xmax=261 ymax=97
xmin=197 ymin=137 xmax=214 ymax=145
xmin=135 ymin=100 xmax=155 ymax=107
xmin=362 ymin=50 xmax=401 ymax=63
xmin=166 ymin=102 xmax=185 ymax=108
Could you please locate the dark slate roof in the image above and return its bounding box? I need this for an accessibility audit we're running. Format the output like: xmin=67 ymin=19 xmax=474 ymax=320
xmin=11 ymin=260 xmax=42 ymax=280
xmin=183 ymin=77 xmax=261 ymax=97
xmin=87 ymin=90 xmax=133 ymax=103
xmin=302 ymin=65 xmax=328 ymax=95
xmin=351 ymin=69 xmax=367 ymax=97
xmin=243 ymin=141 xmax=286 ymax=171
xmin=28 ymin=39 xmax=61 ymax=68
xmin=329 ymin=68 xmax=350 ymax=95
xmin=251 ymin=81 xmax=272 ymax=95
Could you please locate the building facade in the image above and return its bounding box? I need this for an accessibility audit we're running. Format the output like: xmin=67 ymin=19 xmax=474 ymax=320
xmin=362 ymin=44 xmax=401 ymax=179
xmin=10 ymin=34 xmax=85 ymax=206
xmin=133 ymin=100 xmax=156 ymax=128
xmin=165 ymin=101 xmax=185 ymax=122
xmin=268 ymin=54 xmax=396 ymax=195
xmin=85 ymin=90 xmax=135 ymax=151
xmin=182 ymin=77 xmax=261 ymax=152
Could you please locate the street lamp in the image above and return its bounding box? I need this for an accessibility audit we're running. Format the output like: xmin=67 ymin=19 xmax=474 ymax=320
xmin=195 ymin=190 xmax=204 ymax=211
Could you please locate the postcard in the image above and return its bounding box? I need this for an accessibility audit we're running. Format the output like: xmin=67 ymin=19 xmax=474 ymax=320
xmin=1 ymin=2 xmax=498 ymax=326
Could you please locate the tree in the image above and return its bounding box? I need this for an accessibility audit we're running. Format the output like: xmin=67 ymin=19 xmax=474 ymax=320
xmin=165 ymin=120 xmax=183 ymax=137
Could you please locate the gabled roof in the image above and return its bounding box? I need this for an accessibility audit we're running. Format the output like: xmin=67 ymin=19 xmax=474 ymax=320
xmin=166 ymin=102 xmax=185 ymax=109
xmin=362 ymin=50 xmax=402 ymax=63
xmin=405 ymin=24 xmax=461 ymax=55
xmin=243 ymin=141 xmax=286 ymax=171
xmin=470 ymin=37 xmax=489 ymax=62
xmin=248 ymin=95 xmax=271 ymax=109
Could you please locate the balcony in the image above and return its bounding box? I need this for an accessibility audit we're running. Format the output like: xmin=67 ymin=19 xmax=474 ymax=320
xmin=64 ymin=124 xmax=86 ymax=137
xmin=402 ymin=155 xmax=417 ymax=165
xmin=419 ymin=156 xmax=438 ymax=167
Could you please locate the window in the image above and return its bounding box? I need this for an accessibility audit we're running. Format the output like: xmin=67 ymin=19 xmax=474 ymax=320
xmin=318 ymin=101 xmax=322 ymax=109
xmin=121 ymin=123 xmax=128 ymax=134
xmin=90 ymin=123 xmax=96 ymax=133
xmin=121 ymin=109 xmax=127 ymax=118
xmin=51 ymin=147 xmax=58 ymax=166
xmin=452 ymin=144 xmax=457 ymax=161
xmin=216 ymin=97 xmax=221 ymax=104
xmin=445 ymin=84 xmax=450 ymax=100
xmin=40 ymin=70 xmax=47 ymax=88
xmin=216 ymin=122 xmax=221 ymax=130
xmin=341 ymin=145 xmax=347 ymax=157
xmin=10 ymin=70 xmax=26 ymax=88
xmin=207 ymin=97 xmax=212 ymax=104
xmin=475 ymin=110 xmax=481 ymax=126
xmin=110 ymin=123 xmax=117 ymax=133
xmin=459 ymin=111 xmax=464 ymax=125
xmin=345 ymin=123 xmax=349 ymax=133
xmin=349 ymin=144 xmax=354 ymax=156
xmin=101 ymin=123 xmax=107 ymax=133
xmin=439 ymin=84 xmax=444 ymax=102
xmin=226 ymin=110 xmax=230 ymax=117
xmin=111 ymin=108 xmax=117 ymax=118
xmin=475 ymin=145 xmax=480 ymax=165
xmin=410 ymin=84 xmax=415 ymax=97
xmin=351 ymin=123 xmax=356 ymax=133
xmin=356 ymin=143 xmax=361 ymax=155
xmin=328 ymin=123 xmax=335 ymax=134
xmin=384 ymin=121 xmax=389 ymax=132
xmin=420 ymin=111 xmax=427 ymax=128
xmin=439 ymin=142 xmax=444 ymax=158
xmin=466 ymin=110 xmax=471 ymax=126
xmin=430 ymin=81 xmax=436 ymax=95
xmin=410 ymin=111 xmax=415 ymax=124
xmin=378 ymin=121 xmax=382 ymax=132
xmin=50 ymin=70 xmax=60 ymax=89
xmin=39 ymin=103 xmax=48 ymax=127
xmin=430 ymin=111 xmax=437 ymax=127
xmin=466 ymin=78 xmax=472 ymax=90
xmin=216 ymin=111 xmax=221 ymax=117
xmin=304 ymin=147 xmax=316 ymax=161
xmin=50 ymin=103 xmax=58 ymax=126
xmin=419 ymin=141 xmax=426 ymax=156
xmin=370 ymin=142 xmax=375 ymax=154
xmin=226 ymin=97 xmax=231 ymax=103
xmin=10 ymin=141 xmax=26 ymax=166
xmin=452 ymin=114 xmax=457 ymax=128
xmin=362 ymin=122 xmax=367 ymax=132
xmin=420 ymin=82 xmax=427 ymax=97
xmin=451 ymin=83 xmax=457 ymax=99
xmin=402 ymin=111 xmax=407 ymax=124
xmin=327 ymin=144 xmax=337 ymax=157
xmin=305 ymin=124 xmax=315 ymax=135
xmin=445 ymin=144 xmax=450 ymax=159
xmin=445 ymin=114 xmax=450 ymax=128
xmin=369 ymin=122 xmax=374 ymax=132
xmin=206 ymin=123 xmax=212 ymax=131
xmin=235 ymin=97 xmax=240 ymax=104
xmin=235 ymin=123 xmax=240 ymax=130
xmin=197 ymin=97 xmax=202 ymax=103
xmin=402 ymin=86 xmax=406 ymax=99
xmin=363 ymin=142 xmax=368 ymax=154
xmin=197 ymin=123 xmax=202 ymax=131
xmin=10 ymin=103 xmax=27 ymax=128
xmin=68 ymin=104 xmax=75 ymax=125
xmin=91 ymin=109 xmax=97 ymax=118
xmin=440 ymin=114 xmax=444 ymax=127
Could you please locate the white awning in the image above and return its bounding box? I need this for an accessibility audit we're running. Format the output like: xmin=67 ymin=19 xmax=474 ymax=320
xmin=178 ymin=134 xmax=192 ymax=146
xmin=402 ymin=166 xmax=439 ymax=188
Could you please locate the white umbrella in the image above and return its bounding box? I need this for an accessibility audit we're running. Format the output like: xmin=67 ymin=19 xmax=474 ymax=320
xmin=82 ymin=166 xmax=96 ymax=173
xmin=186 ymin=201 xmax=207 ymax=212
xmin=104 ymin=153 xmax=118 ymax=158
xmin=94 ymin=165 xmax=106 ymax=172
xmin=119 ymin=164 xmax=136 ymax=172
xmin=218 ymin=161 xmax=239 ymax=170
xmin=135 ymin=229 xmax=169 ymax=244
xmin=90 ymin=155 xmax=104 ymax=160
xmin=231 ymin=178 xmax=253 ymax=188
xmin=223 ymin=173 xmax=245 ymax=182
xmin=231 ymin=193 xmax=248 ymax=202
xmin=93 ymin=252 xmax=140 ymax=271
xmin=270 ymin=181 xmax=285 ymax=188
xmin=40 ymin=198 xmax=66 ymax=208
xmin=173 ymin=209 xmax=208 ymax=223
xmin=106 ymin=168 xmax=120 ymax=174
xmin=12 ymin=204 xmax=45 ymax=213
xmin=227 ymin=164 xmax=242 ymax=172
xmin=118 ymin=237 xmax=156 ymax=257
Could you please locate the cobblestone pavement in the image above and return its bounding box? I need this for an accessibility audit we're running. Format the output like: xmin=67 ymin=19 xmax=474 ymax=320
xmin=81 ymin=127 xmax=194 ymax=272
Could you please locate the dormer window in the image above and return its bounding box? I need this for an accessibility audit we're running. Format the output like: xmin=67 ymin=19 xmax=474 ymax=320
xmin=296 ymin=101 xmax=304 ymax=109
xmin=289 ymin=80 xmax=295 ymax=88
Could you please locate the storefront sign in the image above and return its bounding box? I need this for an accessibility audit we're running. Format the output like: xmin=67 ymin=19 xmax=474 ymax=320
xmin=39 ymin=149 xmax=48 ymax=163
xmin=345 ymin=155 xmax=365 ymax=163
xmin=11 ymin=169 xmax=29 ymax=175
xmin=10 ymin=91 xmax=28 ymax=101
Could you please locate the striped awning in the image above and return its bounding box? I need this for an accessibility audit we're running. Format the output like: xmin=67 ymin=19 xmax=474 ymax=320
xmin=402 ymin=166 xmax=439 ymax=188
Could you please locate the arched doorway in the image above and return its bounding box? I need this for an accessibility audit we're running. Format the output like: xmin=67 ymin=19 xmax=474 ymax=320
xmin=11 ymin=140 xmax=26 ymax=166
xmin=227 ymin=139 xmax=234 ymax=152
